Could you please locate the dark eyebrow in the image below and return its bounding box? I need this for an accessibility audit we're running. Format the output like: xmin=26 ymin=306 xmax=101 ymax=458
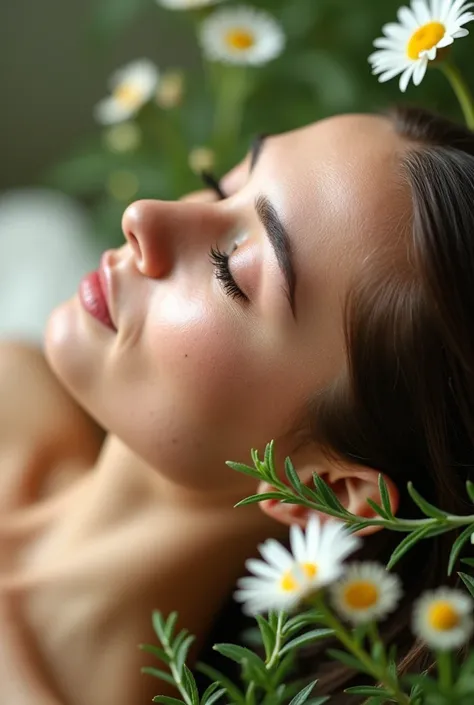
xmin=255 ymin=194 xmax=297 ymax=318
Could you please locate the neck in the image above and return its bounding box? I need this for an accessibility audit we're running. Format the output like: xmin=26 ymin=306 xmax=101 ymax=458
xmin=36 ymin=432 xmax=287 ymax=641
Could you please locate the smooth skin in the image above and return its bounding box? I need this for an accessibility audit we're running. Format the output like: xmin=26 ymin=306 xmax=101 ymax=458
xmin=0 ymin=114 xmax=411 ymax=705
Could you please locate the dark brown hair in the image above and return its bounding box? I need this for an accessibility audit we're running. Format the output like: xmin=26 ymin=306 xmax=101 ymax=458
xmin=197 ymin=105 xmax=474 ymax=703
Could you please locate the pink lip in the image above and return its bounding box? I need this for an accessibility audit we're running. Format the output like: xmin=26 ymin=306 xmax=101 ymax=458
xmin=79 ymin=253 xmax=117 ymax=331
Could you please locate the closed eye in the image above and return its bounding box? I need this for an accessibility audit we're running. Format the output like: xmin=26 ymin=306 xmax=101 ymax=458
xmin=209 ymin=246 xmax=248 ymax=302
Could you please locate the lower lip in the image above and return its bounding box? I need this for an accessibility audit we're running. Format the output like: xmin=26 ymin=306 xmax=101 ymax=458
xmin=79 ymin=271 xmax=116 ymax=331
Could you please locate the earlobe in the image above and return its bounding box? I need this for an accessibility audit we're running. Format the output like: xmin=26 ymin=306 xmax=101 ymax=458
xmin=257 ymin=461 xmax=399 ymax=537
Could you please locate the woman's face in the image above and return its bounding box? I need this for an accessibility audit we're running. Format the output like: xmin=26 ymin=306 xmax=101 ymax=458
xmin=45 ymin=114 xmax=411 ymax=493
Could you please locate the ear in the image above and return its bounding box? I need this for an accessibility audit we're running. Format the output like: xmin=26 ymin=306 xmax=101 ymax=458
xmin=258 ymin=454 xmax=399 ymax=537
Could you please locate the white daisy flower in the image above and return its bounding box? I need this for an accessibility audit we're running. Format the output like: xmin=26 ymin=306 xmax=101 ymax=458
xmin=330 ymin=562 xmax=403 ymax=625
xmin=199 ymin=5 xmax=285 ymax=66
xmin=368 ymin=0 xmax=474 ymax=92
xmin=234 ymin=515 xmax=361 ymax=616
xmin=157 ymin=0 xmax=225 ymax=9
xmin=413 ymin=587 xmax=474 ymax=650
xmin=94 ymin=59 xmax=159 ymax=125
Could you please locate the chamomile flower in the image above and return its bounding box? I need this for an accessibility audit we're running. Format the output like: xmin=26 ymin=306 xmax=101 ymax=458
xmin=413 ymin=587 xmax=474 ymax=650
xmin=199 ymin=5 xmax=285 ymax=66
xmin=94 ymin=59 xmax=159 ymax=125
xmin=234 ymin=516 xmax=361 ymax=616
xmin=330 ymin=562 xmax=403 ymax=625
xmin=157 ymin=0 xmax=225 ymax=8
xmin=368 ymin=0 xmax=474 ymax=92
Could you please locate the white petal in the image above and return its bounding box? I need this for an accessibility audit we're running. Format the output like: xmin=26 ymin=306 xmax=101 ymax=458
xmin=411 ymin=0 xmax=431 ymax=24
xmin=452 ymin=27 xmax=470 ymax=36
xmin=305 ymin=514 xmax=321 ymax=552
xmin=373 ymin=36 xmax=402 ymax=49
xmin=378 ymin=65 xmax=407 ymax=82
xmin=413 ymin=59 xmax=428 ymax=85
xmin=259 ymin=539 xmax=294 ymax=570
xmin=245 ymin=558 xmax=279 ymax=579
xmin=381 ymin=21 xmax=411 ymax=39
xmin=456 ymin=10 xmax=474 ymax=24
xmin=400 ymin=64 xmax=416 ymax=92
xmin=290 ymin=524 xmax=307 ymax=562
xmin=397 ymin=5 xmax=420 ymax=29
xmin=436 ymin=34 xmax=455 ymax=47
xmin=93 ymin=97 xmax=134 ymax=125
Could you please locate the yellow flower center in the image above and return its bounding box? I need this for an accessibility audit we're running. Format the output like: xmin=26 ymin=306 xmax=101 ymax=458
xmin=343 ymin=581 xmax=379 ymax=610
xmin=301 ymin=562 xmax=318 ymax=579
xmin=428 ymin=601 xmax=460 ymax=631
xmin=113 ymin=83 xmax=143 ymax=109
xmin=407 ymin=21 xmax=445 ymax=60
xmin=225 ymin=28 xmax=256 ymax=51
xmin=280 ymin=570 xmax=300 ymax=592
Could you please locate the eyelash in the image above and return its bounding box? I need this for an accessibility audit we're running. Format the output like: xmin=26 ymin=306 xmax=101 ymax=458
xmin=209 ymin=246 xmax=248 ymax=302
xmin=200 ymin=172 xmax=248 ymax=302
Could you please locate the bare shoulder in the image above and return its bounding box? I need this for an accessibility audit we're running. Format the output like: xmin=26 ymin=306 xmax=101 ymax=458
xmin=0 ymin=340 xmax=105 ymax=460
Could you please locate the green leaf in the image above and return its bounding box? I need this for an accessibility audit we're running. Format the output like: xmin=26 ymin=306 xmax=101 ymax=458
xmin=175 ymin=635 xmax=196 ymax=677
xmin=311 ymin=472 xmax=348 ymax=515
xmin=182 ymin=665 xmax=199 ymax=705
xmin=152 ymin=698 xmax=185 ymax=705
xmin=203 ymin=689 xmax=226 ymax=705
xmin=234 ymin=492 xmax=285 ymax=508
xmin=461 ymin=558 xmax=474 ymax=567
xmin=285 ymin=457 xmax=304 ymax=493
xmin=164 ymin=612 xmax=179 ymax=641
xmin=348 ymin=520 xmax=378 ymax=534
xmin=407 ymin=482 xmax=449 ymax=519
xmin=274 ymin=652 xmax=297 ymax=685
xmin=138 ymin=643 xmax=171 ymax=664
xmin=152 ymin=610 xmax=166 ymax=643
xmin=466 ymin=481 xmax=474 ymax=504
xmin=255 ymin=614 xmax=275 ymax=661
xmin=141 ymin=666 xmax=176 ymax=687
xmin=459 ymin=572 xmax=474 ymax=599
xmin=386 ymin=524 xmax=435 ymax=570
xmin=366 ymin=498 xmax=391 ymax=521
xmin=326 ymin=649 xmax=370 ymax=674
xmin=378 ymin=474 xmax=395 ymax=518
xmin=195 ymin=663 xmax=246 ymax=705
xmin=280 ymin=629 xmax=334 ymax=656
xmin=212 ymin=643 xmax=266 ymax=672
xmin=288 ymin=679 xmax=318 ymax=705
xmin=200 ymin=683 xmax=226 ymax=705
xmin=283 ymin=609 xmax=324 ymax=636
xmin=173 ymin=629 xmax=191 ymax=654
xmin=344 ymin=686 xmax=393 ymax=697
xmin=264 ymin=441 xmax=278 ymax=481
xmin=448 ymin=524 xmax=474 ymax=575
xmin=225 ymin=461 xmax=263 ymax=481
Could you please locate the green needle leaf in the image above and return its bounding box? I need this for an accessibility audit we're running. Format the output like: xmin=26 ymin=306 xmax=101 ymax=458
xmin=152 ymin=697 xmax=186 ymax=705
xmin=378 ymin=474 xmax=395 ymax=518
xmin=288 ymin=679 xmax=318 ymax=705
xmin=225 ymin=461 xmax=263 ymax=481
xmin=386 ymin=523 xmax=435 ymax=570
xmin=195 ymin=662 xmax=246 ymax=705
xmin=234 ymin=492 xmax=285 ymax=508
xmin=141 ymin=666 xmax=176 ymax=687
xmin=459 ymin=572 xmax=474 ymax=599
xmin=466 ymin=480 xmax=474 ymax=504
xmin=448 ymin=524 xmax=474 ymax=575
xmin=279 ymin=629 xmax=334 ymax=656
xmin=407 ymin=482 xmax=448 ymax=519
xmin=138 ymin=643 xmax=171 ymax=664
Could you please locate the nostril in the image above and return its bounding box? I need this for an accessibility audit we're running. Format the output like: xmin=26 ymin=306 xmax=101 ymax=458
xmin=128 ymin=232 xmax=143 ymax=265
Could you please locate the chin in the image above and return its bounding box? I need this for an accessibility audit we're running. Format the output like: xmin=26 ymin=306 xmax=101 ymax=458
xmin=44 ymin=295 xmax=96 ymax=395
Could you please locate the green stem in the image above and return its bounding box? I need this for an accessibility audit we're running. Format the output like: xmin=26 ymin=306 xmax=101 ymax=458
xmin=438 ymin=60 xmax=474 ymax=130
xmin=436 ymin=650 xmax=453 ymax=693
xmin=266 ymin=611 xmax=285 ymax=670
xmin=211 ymin=64 xmax=249 ymax=170
xmin=315 ymin=598 xmax=410 ymax=705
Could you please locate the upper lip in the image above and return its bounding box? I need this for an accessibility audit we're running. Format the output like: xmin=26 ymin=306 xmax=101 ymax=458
xmin=99 ymin=251 xmax=117 ymax=331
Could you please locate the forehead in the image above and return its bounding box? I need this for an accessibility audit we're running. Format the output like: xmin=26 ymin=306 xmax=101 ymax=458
xmin=261 ymin=114 xmax=412 ymax=311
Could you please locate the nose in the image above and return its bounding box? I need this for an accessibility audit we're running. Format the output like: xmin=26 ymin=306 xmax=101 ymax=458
xmin=121 ymin=198 xmax=231 ymax=278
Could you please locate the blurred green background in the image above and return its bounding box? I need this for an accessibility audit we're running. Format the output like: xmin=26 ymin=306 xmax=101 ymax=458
xmin=3 ymin=0 xmax=473 ymax=251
